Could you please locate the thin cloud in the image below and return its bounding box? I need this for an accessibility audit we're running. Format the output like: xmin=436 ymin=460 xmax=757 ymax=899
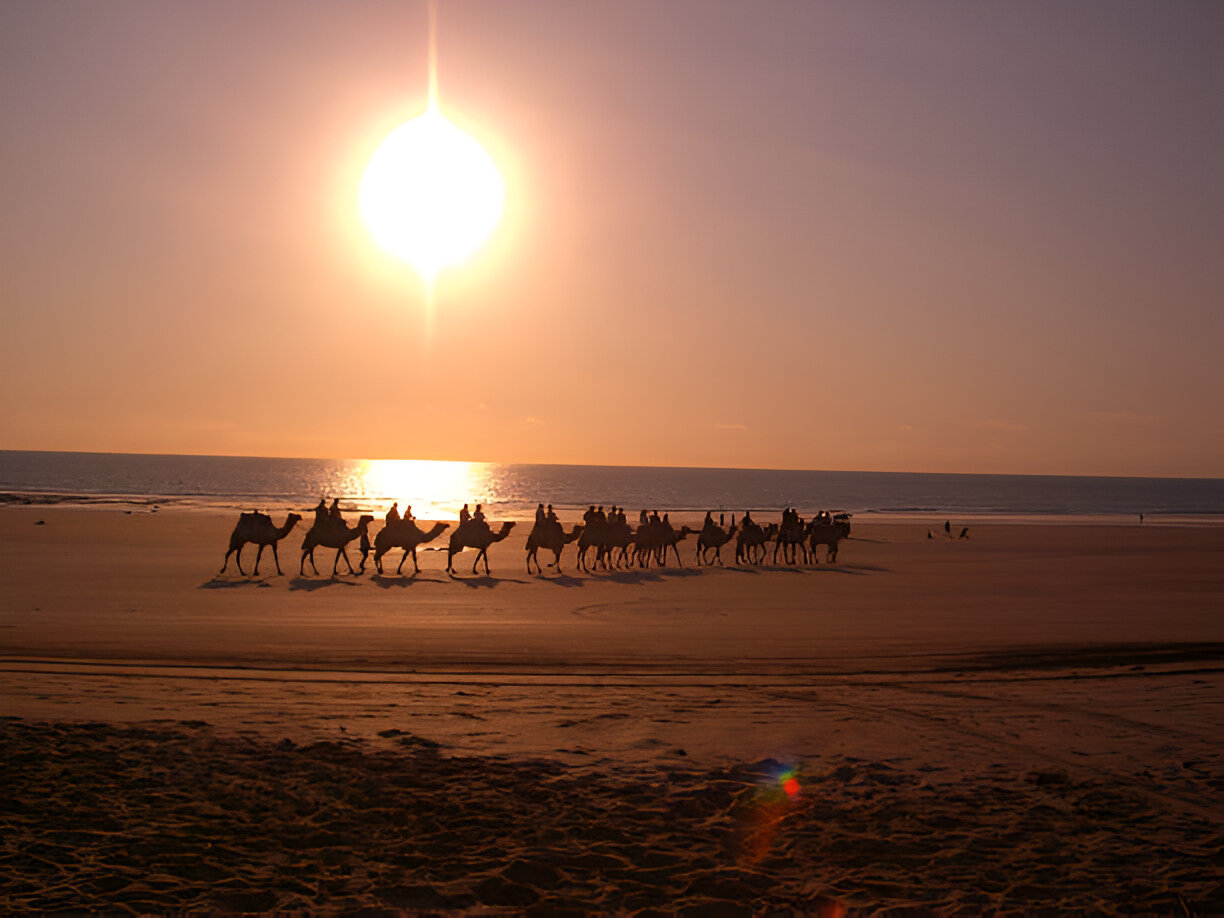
xmin=715 ymin=422 xmax=748 ymax=431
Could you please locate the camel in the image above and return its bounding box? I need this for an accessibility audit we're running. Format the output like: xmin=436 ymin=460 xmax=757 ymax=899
xmin=773 ymin=516 xmax=808 ymax=565
xmin=220 ymin=511 xmax=302 ymax=576
xmin=696 ymin=518 xmax=737 ymax=566
xmin=373 ymin=519 xmax=450 ymax=575
xmin=634 ymin=522 xmax=695 ymax=567
xmin=300 ymin=514 xmax=374 ymax=576
xmin=526 ymin=522 xmax=584 ymax=574
xmin=736 ymin=519 xmax=776 ymax=565
xmin=576 ymin=516 xmax=609 ymax=573
xmin=446 ymin=520 xmax=516 ymax=575
xmin=807 ymin=516 xmax=851 ymax=563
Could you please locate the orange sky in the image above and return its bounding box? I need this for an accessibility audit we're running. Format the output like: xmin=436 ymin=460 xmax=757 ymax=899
xmin=2 ymin=2 xmax=1222 ymax=477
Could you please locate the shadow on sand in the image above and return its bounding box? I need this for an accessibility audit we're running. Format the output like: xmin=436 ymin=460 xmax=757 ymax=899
xmin=199 ymin=578 xmax=274 ymax=589
xmin=447 ymin=574 xmax=528 ymax=588
xmin=288 ymin=577 xmax=361 ymax=592
xmin=535 ymin=573 xmax=586 ymax=588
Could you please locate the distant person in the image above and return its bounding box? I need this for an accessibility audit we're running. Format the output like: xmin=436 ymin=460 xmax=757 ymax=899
xmin=1139 ymin=513 xmax=1145 ymax=524
xmin=959 ymin=527 xmax=970 ymax=539
xmin=313 ymin=498 xmax=328 ymax=525
xmin=536 ymin=503 xmax=547 ymax=526
xmin=404 ymin=505 xmax=414 ymax=522
xmin=546 ymin=504 xmax=557 ymax=524
xmin=473 ymin=503 xmax=487 ymax=528
xmin=386 ymin=502 xmax=400 ymax=526
xmin=944 ymin=520 xmax=951 ymax=537
xmin=704 ymin=510 xmax=714 ymax=529
xmin=459 ymin=503 xmax=471 ymax=527
xmin=719 ymin=512 xmax=725 ymax=527
xmin=743 ymin=510 xmax=753 ymax=528
xmin=329 ymin=498 xmax=342 ymax=520
xmin=640 ymin=509 xmax=648 ymax=526
xmin=584 ymin=505 xmax=596 ymax=525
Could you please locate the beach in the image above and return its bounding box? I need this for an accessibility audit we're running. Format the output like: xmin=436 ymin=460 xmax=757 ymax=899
xmin=2 ymin=505 xmax=1222 ymax=912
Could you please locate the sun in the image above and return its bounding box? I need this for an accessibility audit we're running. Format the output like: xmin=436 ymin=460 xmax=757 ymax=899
xmin=359 ymin=107 xmax=505 ymax=280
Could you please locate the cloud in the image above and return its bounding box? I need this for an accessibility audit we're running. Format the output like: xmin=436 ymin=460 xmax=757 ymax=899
xmin=714 ymin=422 xmax=748 ymax=431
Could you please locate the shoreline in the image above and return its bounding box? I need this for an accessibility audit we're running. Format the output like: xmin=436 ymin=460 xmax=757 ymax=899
xmin=3 ymin=490 xmax=1222 ymax=526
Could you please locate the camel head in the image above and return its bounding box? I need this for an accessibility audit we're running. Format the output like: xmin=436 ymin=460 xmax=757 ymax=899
xmin=494 ymin=521 xmax=516 ymax=541
xmin=356 ymin=514 xmax=375 ymax=530
xmin=287 ymin=513 xmax=303 ymax=525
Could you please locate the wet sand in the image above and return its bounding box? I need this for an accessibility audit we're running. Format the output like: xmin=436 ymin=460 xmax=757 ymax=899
xmin=2 ymin=506 xmax=1222 ymax=912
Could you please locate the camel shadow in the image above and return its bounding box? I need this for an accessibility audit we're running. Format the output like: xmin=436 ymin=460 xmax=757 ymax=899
xmin=448 ymin=574 xmax=527 ymax=588
xmin=838 ymin=564 xmax=891 ymax=573
xmin=199 ymin=578 xmax=274 ymax=589
xmin=601 ymin=570 xmax=664 ymax=585
xmin=289 ymin=577 xmax=362 ymax=592
xmin=370 ymin=573 xmax=420 ymax=589
xmin=655 ymin=567 xmax=703 ymax=579
xmin=537 ymin=574 xmax=586 ymax=588
xmin=807 ymin=566 xmax=869 ymax=576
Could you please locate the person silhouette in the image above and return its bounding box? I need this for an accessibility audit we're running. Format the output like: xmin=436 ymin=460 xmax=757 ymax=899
xmin=329 ymin=498 xmax=342 ymax=520
xmin=546 ymin=504 xmax=557 ymax=524
xmin=944 ymin=520 xmax=951 ymax=537
xmin=386 ymin=502 xmax=400 ymax=525
xmin=704 ymin=510 xmax=714 ymax=529
xmin=473 ymin=503 xmax=487 ymax=528
xmin=459 ymin=503 xmax=471 ymax=527
xmin=640 ymin=509 xmax=648 ymax=526
xmin=404 ymin=505 xmax=414 ymax=522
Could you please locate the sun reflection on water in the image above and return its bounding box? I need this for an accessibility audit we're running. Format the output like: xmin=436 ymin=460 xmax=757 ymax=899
xmin=354 ymin=459 xmax=490 ymax=520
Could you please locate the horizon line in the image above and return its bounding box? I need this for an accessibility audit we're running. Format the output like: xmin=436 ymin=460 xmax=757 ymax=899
xmin=1 ymin=447 xmax=1220 ymax=483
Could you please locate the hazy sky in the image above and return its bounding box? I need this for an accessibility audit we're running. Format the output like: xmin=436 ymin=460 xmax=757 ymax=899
xmin=3 ymin=0 xmax=1221 ymax=476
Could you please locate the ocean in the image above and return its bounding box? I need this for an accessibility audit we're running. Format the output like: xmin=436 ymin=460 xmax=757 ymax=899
xmin=2 ymin=450 xmax=1221 ymax=523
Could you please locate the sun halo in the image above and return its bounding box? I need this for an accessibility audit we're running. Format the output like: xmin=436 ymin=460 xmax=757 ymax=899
xmin=359 ymin=107 xmax=505 ymax=282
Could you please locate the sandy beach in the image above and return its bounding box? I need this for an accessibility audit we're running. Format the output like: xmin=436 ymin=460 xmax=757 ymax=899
xmin=2 ymin=505 xmax=1222 ymax=913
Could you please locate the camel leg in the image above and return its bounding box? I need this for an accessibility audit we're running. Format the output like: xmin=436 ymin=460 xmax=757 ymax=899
xmin=554 ymin=549 xmax=562 ymax=572
xmin=269 ymin=543 xmax=283 ymax=576
xmin=334 ymin=548 xmax=355 ymax=576
xmin=396 ymin=550 xmax=407 ymax=575
xmin=301 ymin=549 xmax=318 ymax=576
xmin=222 ymin=542 xmax=244 ymax=576
xmin=253 ymin=544 xmax=266 ymax=576
xmin=527 ymin=549 xmax=536 ymax=575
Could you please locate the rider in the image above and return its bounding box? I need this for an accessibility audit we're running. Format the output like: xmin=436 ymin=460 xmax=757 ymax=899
xmin=404 ymin=505 xmax=414 ymax=522
xmin=459 ymin=503 xmax=471 ymax=527
xmin=535 ymin=503 xmax=547 ymax=527
xmin=473 ymin=503 xmax=488 ymax=530
xmin=386 ymin=502 xmax=400 ymax=526
xmin=329 ymin=498 xmax=342 ymax=521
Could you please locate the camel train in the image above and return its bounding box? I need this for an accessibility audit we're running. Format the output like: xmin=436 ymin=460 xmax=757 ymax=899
xmin=219 ymin=499 xmax=850 ymax=578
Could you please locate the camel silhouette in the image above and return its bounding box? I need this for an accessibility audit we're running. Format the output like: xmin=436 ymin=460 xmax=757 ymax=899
xmin=446 ymin=520 xmax=516 ymax=575
xmin=807 ymin=517 xmax=851 ymax=563
xmin=300 ymin=514 xmax=375 ymax=576
xmin=632 ymin=521 xmax=695 ymax=568
xmin=773 ymin=515 xmax=808 ymax=565
xmin=696 ymin=518 xmax=738 ymax=566
xmin=373 ymin=519 xmax=450 ymax=575
xmin=220 ymin=511 xmax=302 ymax=576
xmin=736 ymin=519 xmax=778 ymax=565
xmin=526 ymin=522 xmax=584 ymax=574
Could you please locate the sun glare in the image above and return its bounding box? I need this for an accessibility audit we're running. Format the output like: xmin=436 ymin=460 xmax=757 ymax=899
xmin=360 ymin=108 xmax=505 ymax=281
xmin=359 ymin=458 xmax=485 ymax=519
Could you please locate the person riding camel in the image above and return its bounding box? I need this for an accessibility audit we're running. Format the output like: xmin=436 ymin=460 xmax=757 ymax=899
xmin=386 ymin=502 xmax=400 ymax=526
xmin=404 ymin=505 xmax=414 ymax=522
xmin=473 ymin=503 xmax=488 ymax=532
xmin=703 ymin=510 xmax=714 ymax=531
xmin=459 ymin=503 xmax=471 ymax=528
xmin=535 ymin=503 xmax=546 ymax=527
xmin=329 ymin=498 xmax=342 ymax=520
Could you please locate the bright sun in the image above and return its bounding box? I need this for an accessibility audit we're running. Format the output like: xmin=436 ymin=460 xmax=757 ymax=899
xmin=360 ymin=108 xmax=504 ymax=280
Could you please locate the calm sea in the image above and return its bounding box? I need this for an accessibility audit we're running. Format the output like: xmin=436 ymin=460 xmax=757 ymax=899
xmin=2 ymin=451 xmax=1222 ymax=523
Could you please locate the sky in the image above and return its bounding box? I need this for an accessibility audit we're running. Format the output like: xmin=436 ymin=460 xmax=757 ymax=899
xmin=2 ymin=0 xmax=1222 ymax=477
